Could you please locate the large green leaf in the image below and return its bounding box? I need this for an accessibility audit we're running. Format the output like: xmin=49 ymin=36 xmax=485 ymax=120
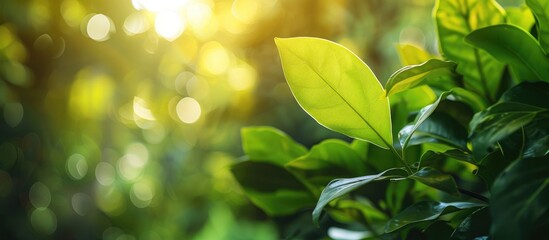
xmin=231 ymin=161 xmax=315 ymax=216
xmin=465 ymin=24 xmax=549 ymax=81
xmin=399 ymin=92 xmax=451 ymax=150
xmin=409 ymin=167 xmax=460 ymax=196
xmin=241 ymin=126 xmax=307 ymax=165
xmin=435 ymin=0 xmax=505 ymax=101
xmin=526 ymin=0 xmax=549 ymax=53
xmin=312 ymin=168 xmax=407 ymax=225
xmin=285 ymin=139 xmax=366 ymax=195
xmin=275 ymin=37 xmax=392 ymax=149
xmin=491 ymin=157 xmax=549 ymax=239
xmin=384 ymin=201 xmax=486 ymax=233
xmin=385 ymin=59 xmax=457 ymax=96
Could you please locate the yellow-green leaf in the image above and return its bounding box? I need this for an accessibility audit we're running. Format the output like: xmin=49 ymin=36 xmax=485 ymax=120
xmin=275 ymin=37 xmax=392 ymax=149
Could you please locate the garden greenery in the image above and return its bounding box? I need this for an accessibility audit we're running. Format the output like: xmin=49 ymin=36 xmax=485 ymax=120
xmin=232 ymin=0 xmax=549 ymax=239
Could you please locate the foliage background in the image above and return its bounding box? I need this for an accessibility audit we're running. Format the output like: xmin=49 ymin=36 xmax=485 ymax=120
xmin=0 ymin=0 xmax=523 ymax=239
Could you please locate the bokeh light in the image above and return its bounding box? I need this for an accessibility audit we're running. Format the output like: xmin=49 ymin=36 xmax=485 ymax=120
xmin=86 ymin=14 xmax=114 ymax=41
xmin=176 ymin=97 xmax=201 ymax=124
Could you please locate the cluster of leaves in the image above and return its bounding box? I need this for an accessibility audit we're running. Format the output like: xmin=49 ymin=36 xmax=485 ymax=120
xmin=232 ymin=0 xmax=549 ymax=239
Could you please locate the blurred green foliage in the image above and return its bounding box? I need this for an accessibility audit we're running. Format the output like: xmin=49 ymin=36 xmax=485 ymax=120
xmin=0 ymin=0 xmax=445 ymax=239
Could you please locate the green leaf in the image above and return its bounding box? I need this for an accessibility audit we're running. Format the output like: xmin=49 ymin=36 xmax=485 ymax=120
xmin=406 ymin=112 xmax=469 ymax=151
xmin=491 ymin=157 xmax=549 ymax=239
xmin=242 ymin=126 xmax=307 ymax=165
xmin=384 ymin=201 xmax=486 ymax=233
xmin=396 ymin=43 xmax=435 ymax=66
xmin=469 ymin=82 xmax=549 ymax=160
xmin=231 ymin=161 xmax=315 ymax=216
xmin=450 ymin=207 xmax=490 ymax=240
xmin=275 ymin=37 xmax=392 ymax=149
xmin=465 ymin=24 xmax=549 ymax=81
xmin=312 ymin=168 xmax=407 ymax=225
xmin=409 ymin=167 xmax=460 ymax=196
xmin=435 ymin=0 xmax=506 ymax=101
xmin=385 ymin=59 xmax=457 ymax=96
xmin=399 ymin=92 xmax=451 ymax=150
xmin=285 ymin=139 xmax=366 ymax=195
xmin=526 ymin=0 xmax=549 ymax=53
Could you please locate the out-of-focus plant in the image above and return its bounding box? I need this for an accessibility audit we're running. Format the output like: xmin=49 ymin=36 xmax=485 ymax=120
xmin=233 ymin=0 xmax=549 ymax=239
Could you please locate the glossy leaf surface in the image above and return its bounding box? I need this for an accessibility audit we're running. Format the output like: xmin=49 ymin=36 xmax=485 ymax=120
xmin=409 ymin=167 xmax=460 ymax=196
xmin=312 ymin=168 xmax=407 ymax=225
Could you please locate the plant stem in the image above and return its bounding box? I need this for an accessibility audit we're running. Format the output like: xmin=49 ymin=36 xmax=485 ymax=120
xmin=458 ymin=187 xmax=489 ymax=203
xmin=390 ymin=146 xmax=412 ymax=174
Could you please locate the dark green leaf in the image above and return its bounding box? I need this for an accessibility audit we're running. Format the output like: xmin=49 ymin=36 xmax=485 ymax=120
xmin=424 ymin=221 xmax=454 ymax=240
xmin=406 ymin=112 xmax=468 ymax=151
xmin=450 ymin=207 xmax=490 ymax=240
xmin=409 ymin=167 xmax=460 ymax=196
xmin=465 ymin=24 xmax=549 ymax=81
xmin=526 ymin=0 xmax=549 ymax=53
xmin=435 ymin=0 xmax=505 ymax=101
xmin=385 ymin=59 xmax=457 ymax=96
xmin=242 ymin=126 xmax=307 ymax=165
xmin=312 ymin=168 xmax=407 ymax=225
xmin=231 ymin=161 xmax=315 ymax=216
xmin=275 ymin=37 xmax=393 ymax=149
xmin=491 ymin=157 xmax=549 ymax=239
xmin=500 ymin=82 xmax=549 ymax=109
xmin=385 ymin=201 xmax=486 ymax=233
xmin=523 ymin=119 xmax=549 ymax=157
xmin=399 ymin=92 xmax=451 ymax=150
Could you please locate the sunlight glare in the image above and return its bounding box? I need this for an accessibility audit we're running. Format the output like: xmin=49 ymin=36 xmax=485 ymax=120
xmin=155 ymin=11 xmax=185 ymax=41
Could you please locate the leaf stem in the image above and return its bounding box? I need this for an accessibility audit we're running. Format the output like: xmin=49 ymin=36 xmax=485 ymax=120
xmin=458 ymin=187 xmax=489 ymax=203
xmin=389 ymin=145 xmax=412 ymax=174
